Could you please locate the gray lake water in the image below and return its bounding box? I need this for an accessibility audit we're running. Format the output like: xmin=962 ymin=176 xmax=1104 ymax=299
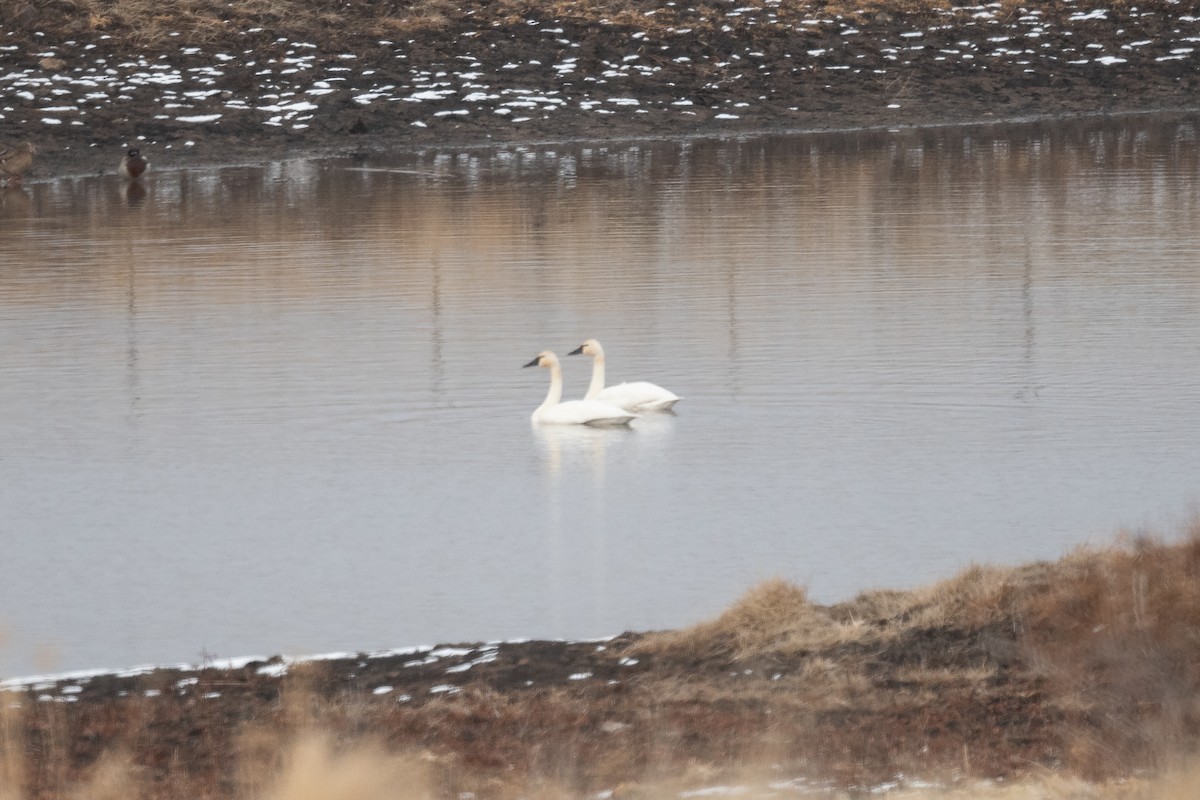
xmin=2 ymin=116 xmax=1199 ymax=677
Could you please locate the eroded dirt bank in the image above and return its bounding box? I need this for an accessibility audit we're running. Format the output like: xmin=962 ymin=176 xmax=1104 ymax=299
xmin=5 ymin=531 xmax=1200 ymax=798
xmin=2 ymin=0 xmax=1199 ymax=175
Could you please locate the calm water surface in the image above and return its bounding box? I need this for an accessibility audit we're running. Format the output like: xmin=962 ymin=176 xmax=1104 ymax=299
xmin=2 ymin=117 xmax=1199 ymax=676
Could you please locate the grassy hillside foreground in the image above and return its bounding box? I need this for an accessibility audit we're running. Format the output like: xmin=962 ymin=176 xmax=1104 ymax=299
xmin=3 ymin=526 xmax=1200 ymax=798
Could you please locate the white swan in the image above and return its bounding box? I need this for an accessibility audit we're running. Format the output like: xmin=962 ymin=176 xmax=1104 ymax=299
xmin=523 ymin=350 xmax=636 ymax=426
xmin=567 ymin=339 xmax=681 ymax=412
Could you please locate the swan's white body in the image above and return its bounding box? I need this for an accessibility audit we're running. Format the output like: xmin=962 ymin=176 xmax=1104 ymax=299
xmin=568 ymin=339 xmax=680 ymax=412
xmin=524 ymin=351 xmax=636 ymax=426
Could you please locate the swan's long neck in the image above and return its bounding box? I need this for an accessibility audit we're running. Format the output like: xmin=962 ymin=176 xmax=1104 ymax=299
xmin=540 ymin=361 xmax=564 ymax=411
xmin=586 ymin=352 xmax=606 ymax=400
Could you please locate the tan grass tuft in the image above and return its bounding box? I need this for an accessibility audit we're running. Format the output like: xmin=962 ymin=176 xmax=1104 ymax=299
xmin=0 ymin=701 xmax=24 ymax=800
xmin=65 ymin=751 xmax=142 ymax=800
xmin=261 ymin=734 xmax=431 ymax=800
xmin=905 ymin=562 xmax=1028 ymax=632
xmin=632 ymin=578 xmax=852 ymax=660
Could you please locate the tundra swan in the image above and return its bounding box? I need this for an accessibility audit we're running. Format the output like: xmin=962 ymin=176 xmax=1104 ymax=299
xmin=523 ymin=351 xmax=636 ymax=426
xmin=568 ymin=339 xmax=680 ymax=412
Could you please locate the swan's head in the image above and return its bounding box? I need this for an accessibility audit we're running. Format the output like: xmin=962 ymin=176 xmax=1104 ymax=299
xmin=523 ymin=350 xmax=560 ymax=369
xmin=567 ymin=338 xmax=603 ymax=358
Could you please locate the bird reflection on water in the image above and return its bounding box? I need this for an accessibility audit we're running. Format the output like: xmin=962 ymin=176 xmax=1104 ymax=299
xmin=0 ymin=185 xmax=31 ymax=217
xmin=124 ymin=180 xmax=146 ymax=206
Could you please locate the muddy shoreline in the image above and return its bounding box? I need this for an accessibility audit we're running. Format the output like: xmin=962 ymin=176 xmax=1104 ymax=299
xmin=7 ymin=526 xmax=1200 ymax=798
xmin=2 ymin=631 xmax=1067 ymax=797
xmin=3 ymin=1 xmax=1199 ymax=176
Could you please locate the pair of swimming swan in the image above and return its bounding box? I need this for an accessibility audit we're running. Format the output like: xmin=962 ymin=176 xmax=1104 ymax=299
xmin=524 ymin=339 xmax=681 ymax=426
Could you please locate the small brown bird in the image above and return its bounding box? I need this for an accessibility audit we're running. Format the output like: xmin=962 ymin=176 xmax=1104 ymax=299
xmin=0 ymin=141 xmax=36 ymax=186
xmin=119 ymin=148 xmax=147 ymax=180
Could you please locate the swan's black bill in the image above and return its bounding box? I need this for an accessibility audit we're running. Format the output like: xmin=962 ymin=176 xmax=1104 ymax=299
xmin=567 ymin=345 xmax=584 ymax=356
xmin=523 ymin=356 xmax=541 ymax=368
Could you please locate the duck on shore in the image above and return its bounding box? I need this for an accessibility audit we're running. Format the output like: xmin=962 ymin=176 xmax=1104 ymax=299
xmin=120 ymin=148 xmax=148 ymax=180
xmin=0 ymin=141 xmax=36 ymax=186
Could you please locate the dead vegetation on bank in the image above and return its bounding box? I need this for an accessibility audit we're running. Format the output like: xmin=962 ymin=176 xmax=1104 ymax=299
xmin=637 ymin=524 xmax=1200 ymax=776
xmin=2 ymin=526 xmax=1200 ymax=799
xmin=5 ymin=0 xmax=1194 ymax=46
xmin=639 ymin=524 xmax=1200 ymax=666
xmin=5 ymin=731 xmax=1200 ymax=800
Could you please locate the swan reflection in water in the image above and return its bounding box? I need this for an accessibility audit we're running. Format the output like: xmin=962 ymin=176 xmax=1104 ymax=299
xmin=533 ymin=422 xmax=628 ymax=484
xmin=532 ymin=414 xmax=675 ymax=629
xmin=532 ymin=410 xmax=675 ymax=483
xmin=532 ymin=421 xmax=638 ymax=632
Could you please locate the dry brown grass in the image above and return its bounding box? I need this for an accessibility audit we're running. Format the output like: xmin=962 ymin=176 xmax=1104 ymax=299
xmin=62 ymin=752 xmax=141 ymax=800
xmin=632 ymin=524 xmax=1200 ymax=780
xmin=258 ymin=735 xmax=431 ymax=800
xmin=19 ymin=0 xmax=1188 ymax=49
xmin=875 ymin=761 xmax=1200 ymax=798
xmin=5 ymin=705 xmax=1200 ymax=800
xmin=631 ymin=563 xmax=1027 ymax=663
xmin=631 ymin=579 xmax=865 ymax=660
xmin=607 ymin=763 xmax=1200 ymax=799
xmin=0 ymin=703 xmax=24 ymax=800
xmin=4 ymin=526 xmax=1200 ymax=798
xmin=1012 ymin=532 xmax=1200 ymax=776
xmin=639 ymin=524 xmax=1200 ymax=664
